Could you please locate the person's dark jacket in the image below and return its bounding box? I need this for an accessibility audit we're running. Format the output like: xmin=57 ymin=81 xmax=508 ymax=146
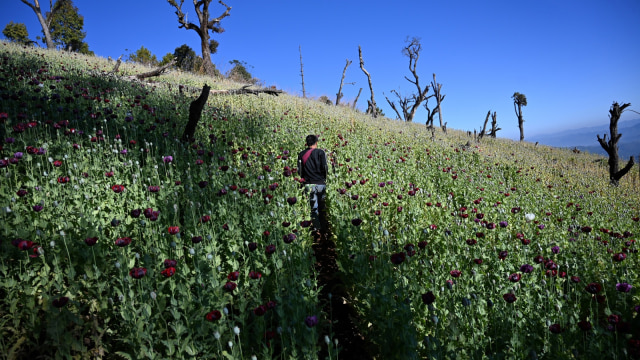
xmin=297 ymin=148 xmax=328 ymax=185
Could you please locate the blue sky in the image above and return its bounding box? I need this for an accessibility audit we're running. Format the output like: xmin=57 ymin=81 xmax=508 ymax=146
xmin=2 ymin=0 xmax=639 ymax=140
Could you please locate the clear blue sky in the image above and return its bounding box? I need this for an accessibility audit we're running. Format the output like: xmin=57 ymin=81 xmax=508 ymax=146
xmin=2 ymin=0 xmax=639 ymax=140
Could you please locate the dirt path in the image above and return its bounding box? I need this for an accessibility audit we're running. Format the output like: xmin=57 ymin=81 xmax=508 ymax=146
xmin=313 ymin=212 xmax=375 ymax=359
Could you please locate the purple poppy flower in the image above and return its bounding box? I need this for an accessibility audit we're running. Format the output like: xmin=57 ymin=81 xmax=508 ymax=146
xmin=616 ymin=283 xmax=632 ymax=293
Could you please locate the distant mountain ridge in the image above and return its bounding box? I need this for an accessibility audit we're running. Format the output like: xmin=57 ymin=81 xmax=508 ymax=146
xmin=529 ymin=119 xmax=640 ymax=159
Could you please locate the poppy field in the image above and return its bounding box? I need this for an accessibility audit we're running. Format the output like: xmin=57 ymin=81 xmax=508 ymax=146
xmin=0 ymin=42 xmax=639 ymax=359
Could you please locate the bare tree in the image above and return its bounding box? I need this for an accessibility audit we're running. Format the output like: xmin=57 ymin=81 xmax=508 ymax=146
xmin=478 ymin=111 xmax=491 ymax=140
xmin=167 ymin=0 xmax=231 ymax=76
xmin=358 ymin=45 xmax=378 ymax=117
xmin=352 ymin=88 xmax=362 ymax=109
xmin=489 ymin=111 xmax=500 ymax=138
xmin=299 ymin=45 xmax=306 ymax=98
xmin=423 ymin=92 xmax=437 ymax=128
xmin=19 ymin=0 xmax=57 ymax=49
xmin=597 ymin=102 xmax=635 ymax=186
xmin=431 ymin=73 xmax=445 ymax=130
xmin=335 ymin=59 xmax=353 ymax=106
xmin=512 ymin=92 xmax=527 ymax=141
xmin=384 ymin=37 xmax=430 ymax=122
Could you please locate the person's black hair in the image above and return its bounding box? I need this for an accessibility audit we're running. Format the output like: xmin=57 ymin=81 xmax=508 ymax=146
xmin=305 ymin=134 xmax=318 ymax=147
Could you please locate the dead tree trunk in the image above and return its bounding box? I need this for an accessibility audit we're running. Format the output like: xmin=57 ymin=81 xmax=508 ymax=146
xmin=109 ymin=55 xmax=123 ymax=74
xmin=352 ymin=88 xmax=362 ymax=109
xmin=336 ymin=59 xmax=352 ymax=105
xmin=358 ymin=45 xmax=378 ymax=118
xmin=432 ymin=73 xmax=445 ymax=130
xmin=478 ymin=111 xmax=491 ymax=140
xmin=299 ymin=45 xmax=306 ymax=98
xmin=182 ymin=84 xmax=211 ymax=142
xmin=489 ymin=112 xmax=500 ymax=138
xmin=597 ymin=102 xmax=635 ymax=186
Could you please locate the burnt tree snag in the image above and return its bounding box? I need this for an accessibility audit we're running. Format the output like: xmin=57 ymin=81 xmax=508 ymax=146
xmin=478 ymin=111 xmax=491 ymax=140
xmin=299 ymin=45 xmax=306 ymax=98
xmin=352 ymin=88 xmax=363 ymax=109
xmin=423 ymin=93 xmax=438 ymax=129
xmin=182 ymin=84 xmax=211 ymax=142
xmin=385 ymin=37 xmax=430 ymax=122
xmin=597 ymin=102 xmax=635 ymax=186
xmin=109 ymin=55 xmax=123 ymax=74
xmin=336 ymin=59 xmax=353 ymax=106
xmin=489 ymin=111 xmax=500 ymax=138
xmin=358 ymin=45 xmax=378 ymax=117
xmin=431 ymin=73 xmax=446 ymax=130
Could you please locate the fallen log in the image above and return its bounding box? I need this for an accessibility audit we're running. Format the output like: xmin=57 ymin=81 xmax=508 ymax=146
xmin=209 ymin=85 xmax=283 ymax=96
xmin=130 ymin=59 xmax=176 ymax=80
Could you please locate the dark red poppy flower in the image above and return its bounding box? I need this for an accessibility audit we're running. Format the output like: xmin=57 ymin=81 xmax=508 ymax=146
xmin=577 ymin=320 xmax=592 ymax=331
xmin=509 ymin=273 xmax=522 ymax=282
xmin=164 ymin=259 xmax=177 ymax=268
xmin=16 ymin=189 xmax=28 ymax=197
xmin=84 ymin=237 xmax=98 ymax=246
xmin=111 ymin=185 xmax=125 ymax=193
xmin=585 ymin=282 xmax=602 ymax=294
xmin=148 ymin=185 xmax=160 ymax=193
xmin=223 ymin=282 xmax=237 ymax=292
xmin=300 ymin=220 xmax=312 ymax=228
xmin=351 ymin=218 xmax=363 ymax=226
xmin=570 ymin=276 xmax=581 ymax=283
xmin=253 ymin=305 xmax=267 ymax=316
xmin=130 ymin=209 xmax=141 ymax=218
xmin=548 ymin=324 xmax=563 ymax=334
xmin=249 ymin=271 xmax=262 ymax=280
xmin=227 ymin=271 xmax=239 ymax=281
xmin=161 ymin=267 xmax=176 ymax=277
xmin=287 ymin=197 xmax=297 ymax=205
xmin=53 ymin=160 xmax=62 ymax=167
xmin=248 ymin=242 xmax=258 ymax=251
xmin=129 ymin=267 xmax=147 ymax=279
xmin=450 ymin=270 xmax=462 ymax=278
xmin=283 ymin=233 xmax=296 ymax=244
xmin=474 ymin=258 xmax=483 ymax=265
xmin=144 ymin=209 xmax=154 ymax=219
xmin=390 ymin=252 xmax=406 ymax=265
xmin=200 ymin=215 xmax=211 ymax=223
xmin=205 ymin=310 xmax=222 ymax=321
xmin=115 ymin=237 xmax=132 ymax=247
xmin=498 ymin=251 xmax=508 ymax=260
xmin=52 ymin=296 xmax=69 ymax=308
xmin=168 ymin=226 xmax=180 ymax=235
xmin=422 ymin=291 xmax=436 ymax=305
xmin=612 ymin=253 xmax=627 ymax=262
xmin=503 ymin=293 xmax=517 ymax=303
xmin=265 ymin=244 xmax=276 ymax=255
xmin=191 ymin=236 xmax=203 ymax=244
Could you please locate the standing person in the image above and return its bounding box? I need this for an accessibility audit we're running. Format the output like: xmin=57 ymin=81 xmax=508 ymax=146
xmin=297 ymin=134 xmax=328 ymax=233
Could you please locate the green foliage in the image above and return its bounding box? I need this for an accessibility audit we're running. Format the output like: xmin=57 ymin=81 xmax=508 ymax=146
xmin=46 ymin=0 xmax=93 ymax=55
xmin=2 ymin=21 xmax=31 ymax=45
xmin=127 ymin=45 xmax=158 ymax=66
xmin=173 ymin=44 xmax=200 ymax=72
xmin=159 ymin=53 xmax=175 ymax=66
xmin=512 ymin=92 xmax=528 ymax=107
xmin=1 ymin=42 xmax=639 ymax=360
xmin=226 ymin=59 xmax=254 ymax=83
xmin=209 ymin=39 xmax=219 ymax=54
